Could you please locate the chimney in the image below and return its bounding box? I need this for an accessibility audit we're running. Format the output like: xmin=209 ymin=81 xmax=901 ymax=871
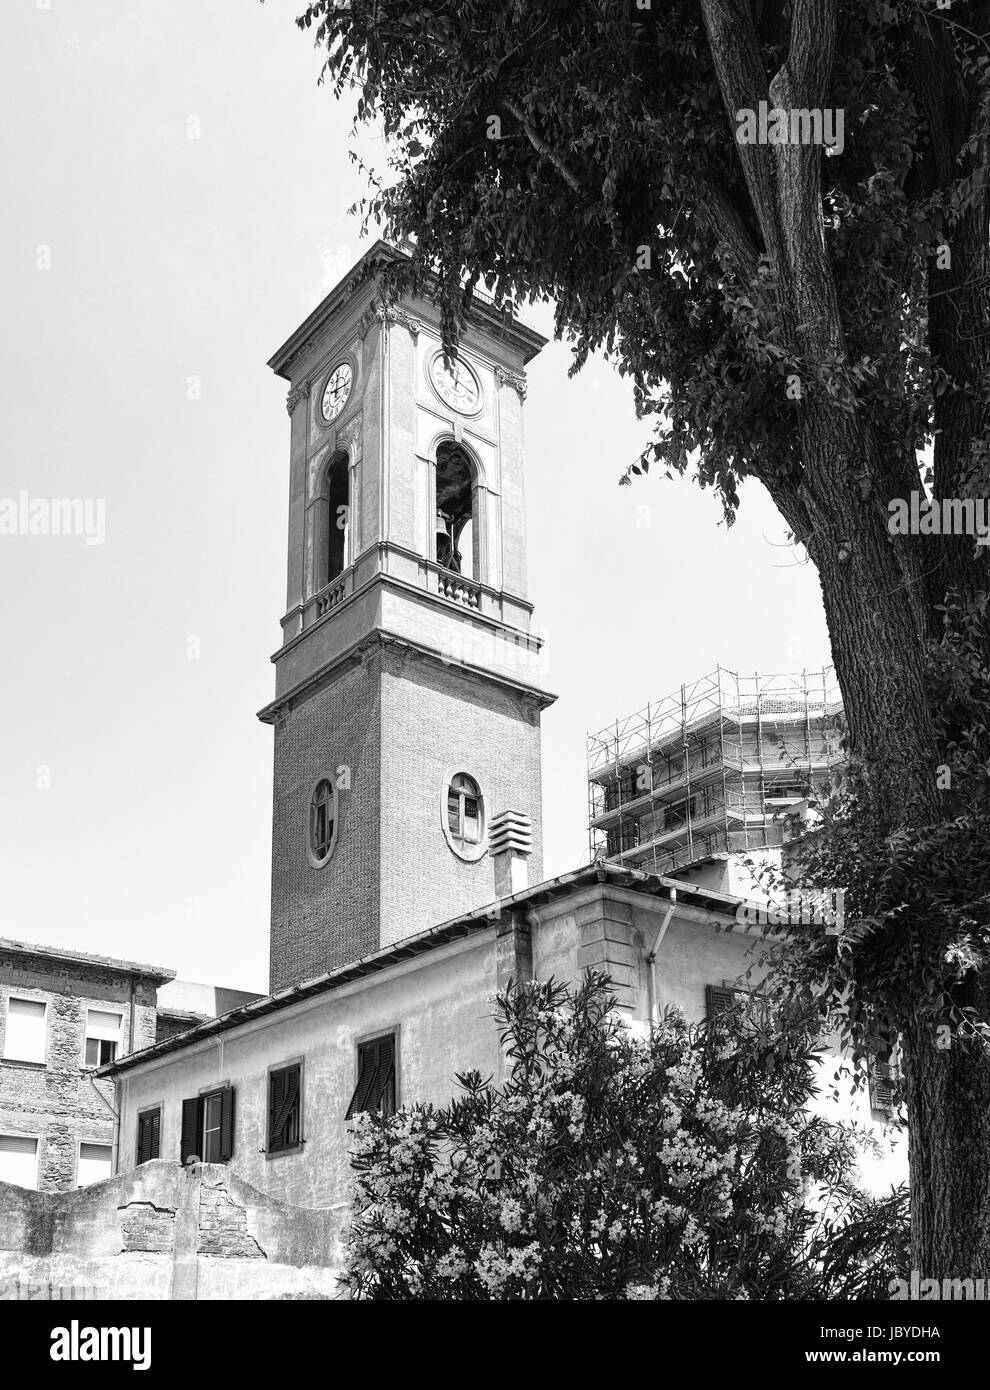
xmin=489 ymin=810 xmax=533 ymax=898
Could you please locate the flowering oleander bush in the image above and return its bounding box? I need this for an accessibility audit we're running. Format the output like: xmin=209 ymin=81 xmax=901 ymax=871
xmin=341 ymin=974 xmax=907 ymax=1300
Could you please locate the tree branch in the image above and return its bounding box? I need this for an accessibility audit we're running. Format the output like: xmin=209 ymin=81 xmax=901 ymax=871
xmin=500 ymin=99 xmax=583 ymax=194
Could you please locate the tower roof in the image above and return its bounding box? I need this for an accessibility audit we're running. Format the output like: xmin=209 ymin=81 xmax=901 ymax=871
xmin=267 ymin=239 xmax=547 ymax=379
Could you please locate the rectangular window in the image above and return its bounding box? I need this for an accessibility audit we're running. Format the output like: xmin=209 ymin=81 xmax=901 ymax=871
xmin=705 ymin=984 xmax=738 ymax=1019
xmin=180 ymin=1087 xmax=234 ymax=1165
xmin=83 ymin=1009 xmax=122 ymax=1068
xmin=2 ymin=997 xmax=47 ymax=1064
xmin=0 ymin=1134 xmax=39 ymax=1189
xmin=268 ymin=1063 xmax=302 ymax=1154
xmin=77 ymin=1142 xmax=112 ymax=1188
xmin=345 ymin=1035 xmax=396 ymax=1120
xmin=202 ymin=1092 xmax=224 ymax=1162
xmin=869 ymin=1054 xmax=897 ymax=1114
xmin=136 ymin=1108 xmax=161 ymax=1164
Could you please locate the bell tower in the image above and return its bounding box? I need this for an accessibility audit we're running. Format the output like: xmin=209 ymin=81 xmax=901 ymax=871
xmin=260 ymin=243 xmax=555 ymax=993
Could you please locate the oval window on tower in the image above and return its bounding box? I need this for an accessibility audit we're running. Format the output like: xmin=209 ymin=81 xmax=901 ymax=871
xmin=443 ymin=772 xmax=486 ymax=860
xmin=308 ymin=777 xmax=338 ymax=868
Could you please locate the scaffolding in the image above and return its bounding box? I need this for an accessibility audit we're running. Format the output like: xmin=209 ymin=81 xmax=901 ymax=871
xmin=586 ymin=667 xmax=844 ymax=874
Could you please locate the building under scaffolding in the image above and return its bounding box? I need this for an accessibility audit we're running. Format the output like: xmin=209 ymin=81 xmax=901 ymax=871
xmin=587 ymin=667 xmax=844 ymax=876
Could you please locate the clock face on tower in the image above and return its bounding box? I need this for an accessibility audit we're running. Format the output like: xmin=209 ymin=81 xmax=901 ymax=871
xmin=321 ymin=362 xmax=353 ymax=423
xmin=429 ymin=352 xmax=480 ymax=413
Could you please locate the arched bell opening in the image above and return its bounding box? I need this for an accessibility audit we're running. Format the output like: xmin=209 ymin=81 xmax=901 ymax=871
xmin=435 ymin=441 xmax=476 ymax=581
xmin=315 ymin=449 xmax=350 ymax=590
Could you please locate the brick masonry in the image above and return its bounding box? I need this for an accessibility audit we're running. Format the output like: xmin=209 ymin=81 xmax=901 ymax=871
xmin=269 ymin=647 xmax=383 ymax=993
xmin=0 ymin=948 xmax=162 ymax=1192
xmin=268 ymin=633 xmax=545 ymax=993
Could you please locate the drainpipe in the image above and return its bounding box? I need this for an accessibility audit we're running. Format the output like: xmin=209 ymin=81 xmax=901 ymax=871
xmin=646 ymin=888 xmax=677 ymax=1025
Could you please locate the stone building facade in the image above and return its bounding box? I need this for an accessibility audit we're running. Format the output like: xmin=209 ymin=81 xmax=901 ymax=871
xmin=0 ymin=940 xmax=174 ymax=1193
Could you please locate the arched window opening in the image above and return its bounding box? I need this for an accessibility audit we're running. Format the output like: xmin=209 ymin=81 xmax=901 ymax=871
xmin=435 ymin=442 xmax=475 ymax=581
xmin=447 ymin=773 xmax=483 ymax=847
xmin=309 ymin=778 xmax=337 ymax=866
xmin=317 ymin=451 xmax=350 ymax=591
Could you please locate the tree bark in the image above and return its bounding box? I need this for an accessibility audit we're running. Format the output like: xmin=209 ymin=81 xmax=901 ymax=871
xmin=701 ymin=0 xmax=990 ymax=1281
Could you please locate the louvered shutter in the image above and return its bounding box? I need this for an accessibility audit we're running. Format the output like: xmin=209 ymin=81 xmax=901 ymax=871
xmin=269 ymin=1068 xmax=286 ymax=1145
xmin=180 ymin=1097 xmax=201 ymax=1164
xmin=137 ymin=1114 xmax=150 ymax=1165
xmin=345 ymin=1043 xmax=378 ymax=1119
xmin=138 ymin=1108 xmax=162 ymax=1164
xmin=219 ymin=1086 xmax=235 ymax=1161
xmin=372 ymin=1036 xmax=396 ymax=1116
xmin=705 ymin=985 xmax=736 ymax=1019
xmin=269 ymin=1065 xmax=300 ymax=1150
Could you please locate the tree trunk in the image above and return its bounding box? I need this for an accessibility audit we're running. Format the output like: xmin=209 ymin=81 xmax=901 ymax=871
xmin=902 ymin=1014 xmax=990 ymax=1281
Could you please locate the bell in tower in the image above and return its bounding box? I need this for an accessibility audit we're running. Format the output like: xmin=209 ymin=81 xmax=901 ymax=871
xmin=259 ymin=242 xmax=555 ymax=993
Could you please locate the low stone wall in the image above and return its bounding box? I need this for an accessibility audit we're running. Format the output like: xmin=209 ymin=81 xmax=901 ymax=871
xmin=0 ymin=1160 xmax=344 ymax=1300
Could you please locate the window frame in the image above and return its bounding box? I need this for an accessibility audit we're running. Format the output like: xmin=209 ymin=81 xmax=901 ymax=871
xmin=181 ymin=1084 xmax=235 ymax=1166
xmin=136 ymin=1105 xmax=162 ymax=1165
xmin=1 ymin=994 xmax=49 ymax=1066
xmin=306 ymin=775 xmax=339 ymax=869
xmin=0 ymin=1131 xmax=41 ymax=1190
xmin=345 ymin=1028 xmax=399 ymax=1122
xmin=201 ymin=1090 xmax=224 ymax=1163
xmin=76 ymin=1139 xmax=113 ymax=1189
xmin=81 ymin=1007 xmax=123 ymax=1070
xmin=441 ymin=768 xmax=487 ymax=862
xmin=266 ymin=1058 xmax=304 ymax=1159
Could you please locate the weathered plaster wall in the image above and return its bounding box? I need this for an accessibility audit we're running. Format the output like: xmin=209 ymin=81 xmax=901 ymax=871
xmin=117 ymin=934 xmax=499 ymax=1210
xmin=0 ymin=1160 xmax=341 ymax=1301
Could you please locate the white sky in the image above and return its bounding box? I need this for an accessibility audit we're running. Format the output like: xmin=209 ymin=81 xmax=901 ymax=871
xmin=0 ymin=1 xmax=832 ymax=991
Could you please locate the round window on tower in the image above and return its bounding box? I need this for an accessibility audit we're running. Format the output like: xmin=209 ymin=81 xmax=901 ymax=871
xmin=307 ymin=777 xmax=338 ymax=868
xmin=442 ymin=771 xmax=486 ymax=862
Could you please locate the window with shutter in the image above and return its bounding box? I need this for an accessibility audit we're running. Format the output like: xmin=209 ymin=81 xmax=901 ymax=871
xmin=268 ymin=1064 xmax=302 ymax=1153
xmin=218 ymin=1086 xmax=235 ymax=1161
xmin=445 ymin=774 xmax=484 ymax=850
xmin=83 ymin=1009 xmax=123 ymax=1069
xmin=869 ymin=1055 xmax=898 ymax=1113
xmin=705 ymin=984 xmax=737 ymax=1019
xmin=345 ymin=1035 xmax=396 ymax=1120
xmin=136 ymin=1108 xmax=161 ymax=1164
xmin=180 ymin=1097 xmax=201 ymax=1165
